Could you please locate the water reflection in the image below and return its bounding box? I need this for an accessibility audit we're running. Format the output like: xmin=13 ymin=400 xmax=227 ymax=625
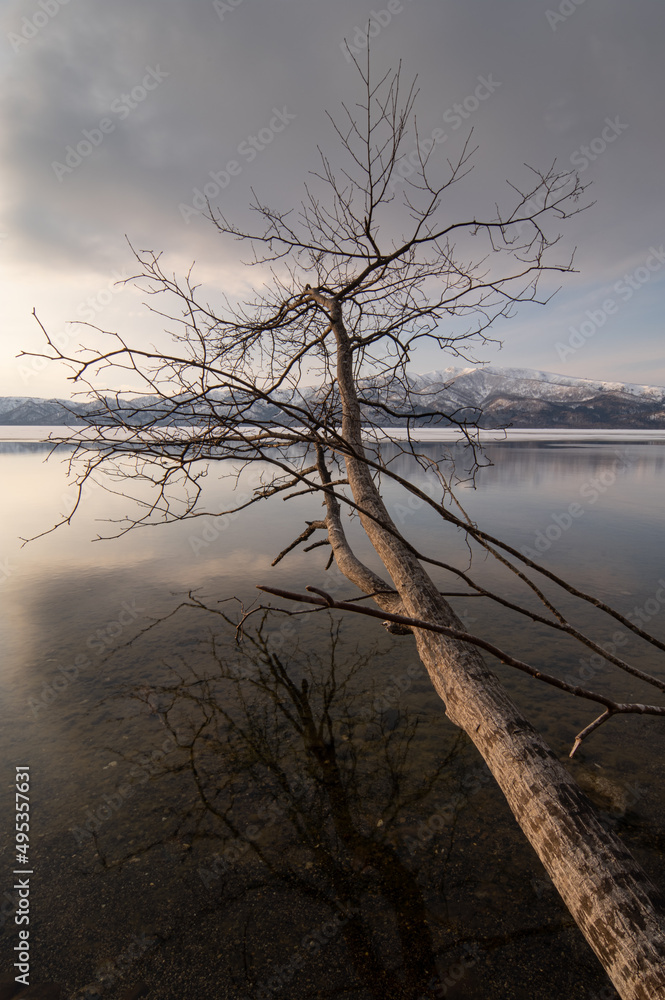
xmin=98 ymin=613 xmax=460 ymax=998
xmin=3 ymin=440 xmax=664 ymax=997
xmin=0 ymin=441 xmax=70 ymax=455
xmin=381 ymin=440 xmax=665 ymax=502
xmin=59 ymin=608 xmax=604 ymax=1000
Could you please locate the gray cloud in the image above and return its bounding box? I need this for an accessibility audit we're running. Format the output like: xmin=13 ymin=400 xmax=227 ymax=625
xmin=2 ymin=0 xmax=664 ymax=393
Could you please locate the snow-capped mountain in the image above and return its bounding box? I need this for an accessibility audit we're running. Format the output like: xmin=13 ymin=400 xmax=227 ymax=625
xmin=396 ymin=366 xmax=665 ymax=428
xmin=1 ymin=366 xmax=665 ymax=428
xmin=0 ymin=394 xmax=170 ymax=426
xmin=0 ymin=396 xmax=91 ymax=425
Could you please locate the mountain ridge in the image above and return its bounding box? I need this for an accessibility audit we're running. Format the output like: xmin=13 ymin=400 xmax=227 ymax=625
xmin=2 ymin=365 xmax=665 ymax=428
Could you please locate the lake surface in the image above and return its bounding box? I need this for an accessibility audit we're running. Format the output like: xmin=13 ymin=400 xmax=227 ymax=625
xmin=1 ymin=431 xmax=664 ymax=999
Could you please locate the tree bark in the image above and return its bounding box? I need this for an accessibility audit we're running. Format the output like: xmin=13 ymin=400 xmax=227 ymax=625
xmin=318 ymin=292 xmax=665 ymax=1000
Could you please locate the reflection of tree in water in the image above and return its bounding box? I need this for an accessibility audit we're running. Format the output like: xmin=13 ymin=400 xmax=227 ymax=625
xmin=97 ymin=610 xmax=576 ymax=999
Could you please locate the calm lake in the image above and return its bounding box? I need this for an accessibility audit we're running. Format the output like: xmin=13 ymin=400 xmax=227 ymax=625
xmin=1 ymin=430 xmax=664 ymax=999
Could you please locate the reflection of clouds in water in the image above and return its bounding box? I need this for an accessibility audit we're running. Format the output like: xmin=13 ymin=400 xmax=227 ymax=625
xmin=383 ymin=440 xmax=665 ymax=494
xmin=4 ymin=441 xmax=665 ymax=716
xmin=378 ymin=442 xmax=665 ymax=601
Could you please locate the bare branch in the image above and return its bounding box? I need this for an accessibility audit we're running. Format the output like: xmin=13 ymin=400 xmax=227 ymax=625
xmin=256 ymin=584 xmax=665 ymax=756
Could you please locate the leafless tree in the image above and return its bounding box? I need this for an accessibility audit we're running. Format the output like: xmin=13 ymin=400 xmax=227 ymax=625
xmin=30 ymin=56 xmax=665 ymax=998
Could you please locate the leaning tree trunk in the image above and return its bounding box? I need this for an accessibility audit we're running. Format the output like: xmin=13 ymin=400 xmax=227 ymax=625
xmin=319 ymin=293 xmax=665 ymax=1000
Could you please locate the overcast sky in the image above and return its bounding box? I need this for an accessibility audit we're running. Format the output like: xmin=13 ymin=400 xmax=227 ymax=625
xmin=1 ymin=0 xmax=664 ymax=398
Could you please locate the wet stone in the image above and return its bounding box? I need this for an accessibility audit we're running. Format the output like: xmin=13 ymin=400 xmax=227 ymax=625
xmin=117 ymin=986 xmax=150 ymax=1000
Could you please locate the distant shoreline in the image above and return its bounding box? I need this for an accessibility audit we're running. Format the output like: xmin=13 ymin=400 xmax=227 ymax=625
xmin=3 ymin=425 xmax=665 ymax=444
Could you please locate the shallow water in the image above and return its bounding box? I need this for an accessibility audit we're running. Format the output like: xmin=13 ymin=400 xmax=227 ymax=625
xmin=1 ymin=434 xmax=664 ymax=998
